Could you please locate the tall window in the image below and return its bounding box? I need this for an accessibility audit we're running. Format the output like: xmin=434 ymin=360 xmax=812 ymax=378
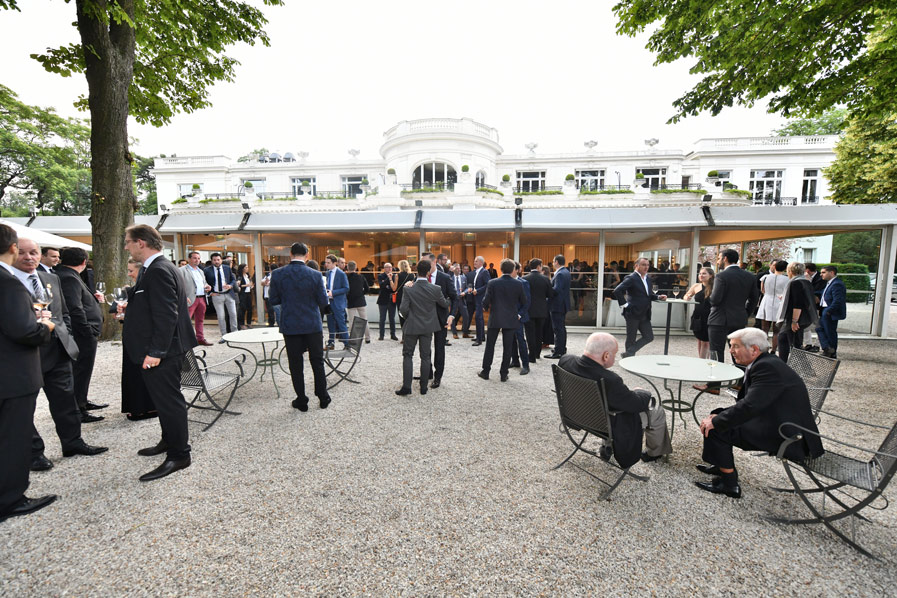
xmin=411 ymin=162 xmax=457 ymax=189
xmin=241 ymin=179 xmax=266 ymax=193
xmin=801 ymin=169 xmax=819 ymax=204
xmin=715 ymin=170 xmax=732 ymax=188
xmin=290 ymin=176 xmax=317 ymax=197
xmin=636 ymin=167 xmax=667 ymax=189
xmin=341 ymin=175 xmax=365 ymax=197
xmin=476 ymin=170 xmax=486 ymax=188
xmin=516 ymin=170 xmax=546 ymax=192
xmin=177 ymin=183 xmax=200 ymax=197
xmin=576 ymin=169 xmax=606 ymax=190
xmin=749 ymin=170 xmax=783 ymax=202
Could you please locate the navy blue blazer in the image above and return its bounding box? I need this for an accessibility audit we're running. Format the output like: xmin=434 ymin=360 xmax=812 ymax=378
xmin=548 ymin=267 xmax=571 ymax=313
xmin=613 ymin=272 xmax=658 ymax=318
xmin=269 ymin=260 xmax=329 ymax=335
xmin=204 ymin=264 xmax=236 ymax=295
xmin=821 ymin=277 xmax=847 ymax=321
xmin=483 ymin=274 xmax=526 ymax=329
xmin=467 ymin=267 xmax=491 ymax=300
xmin=324 ymin=267 xmax=349 ymax=312
xmin=517 ymin=277 xmax=531 ymax=323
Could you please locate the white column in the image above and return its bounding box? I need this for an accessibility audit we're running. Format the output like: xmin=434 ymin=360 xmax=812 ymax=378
xmin=872 ymin=224 xmax=896 ymax=337
xmin=419 ymin=230 xmax=426 ymax=258
xmin=512 ymin=231 xmax=520 ymax=263
xmin=252 ymin=232 xmax=265 ymax=326
xmin=596 ymin=231 xmax=606 ymax=328
xmin=687 ymin=227 xmax=701 ymax=328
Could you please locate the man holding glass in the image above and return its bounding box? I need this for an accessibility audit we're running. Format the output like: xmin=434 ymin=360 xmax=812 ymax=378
xmin=613 ymin=257 xmax=666 ymax=357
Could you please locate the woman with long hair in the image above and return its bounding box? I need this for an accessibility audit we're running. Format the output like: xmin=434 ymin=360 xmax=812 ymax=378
xmin=235 ymin=263 xmax=254 ymax=329
xmin=394 ymin=259 xmax=414 ymax=329
xmin=683 ymin=266 xmax=714 ymax=358
xmin=756 ymin=260 xmax=788 ymax=353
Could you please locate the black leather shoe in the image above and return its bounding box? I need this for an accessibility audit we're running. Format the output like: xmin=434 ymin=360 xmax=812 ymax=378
xmin=477 ymin=370 xmax=489 ymax=380
xmin=431 ymin=378 xmax=441 ymax=388
xmin=390 ymin=336 xmax=400 ymax=341
xmin=500 ymin=374 xmax=509 ymax=382
xmin=620 ymin=352 xmax=633 ymax=358
xmin=319 ymin=396 xmax=331 ymax=409
xmin=696 ymin=464 xmax=723 ymax=476
xmin=695 ymin=478 xmax=742 ymax=499
xmin=444 ymin=340 xmax=451 ymax=346
xmin=137 ymin=441 xmax=168 ymax=457
xmin=126 ymin=411 xmax=158 ymax=421
xmin=0 ymin=495 xmax=57 ymax=522
xmin=395 ymin=387 xmax=412 ymax=396
xmin=83 ymin=401 xmax=108 ymax=411
xmin=510 ymin=361 xmax=521 ymax=368
xmin=519 ymin=367 xmax=530 ymax=376
xmin=471 ymin=341 xmax=482 ymax=347
xmin=420 ymin=386 xmax=427 ymax=395
xmin=291 ymin=398 xmax=309 ymax=412
xmin=62 ymin=442 xmax=109 ymax=457
xmin=641 ymin=452 xmax=663 ymax=463
xmin=139 ymin=457 xmax=191 ymax=482
xmin=543 ymin=353 xmax=561 ymax=359
xmin=80 ymin=411 xmax=104 ymax=423
xmin=31 ymin=455 xmax=53 ymax=471
xmin=599 ymin=445 xmax=613 ymax=462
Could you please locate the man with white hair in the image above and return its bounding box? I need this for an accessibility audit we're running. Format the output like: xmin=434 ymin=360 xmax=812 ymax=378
xmin=696 ymin=327 xmax=823 ymax=499
xmin=558 ymin=332 xmax=672 ymax=468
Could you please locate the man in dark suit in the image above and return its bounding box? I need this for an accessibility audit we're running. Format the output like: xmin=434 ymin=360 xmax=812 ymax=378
xmin=13 ymin=238 xmax=108 ymax=472
xmin=559 ymin=332 xmax=672 ymax=468
xmin=56 ymin=247 xmax=108 ymax=416
xmin=468 ymin=256 xmax=491 ymax=345
xmin=324 ymin=254 xmax=350 ymax=350
xmin=707 ymin=249 xmax=759 ymax=365
xmin=816 ymin=266 xmax=847 ymax=358
xmin=544 ymin=255 xmax=571 ymax=359
xmin=523 ymin=258 xmax=555 ymax=364
xmin=123 ymin=224 xmax=197 ymax=481
xmin=509 ymin=261 xmax=531 ymax=375
xmin=0 ymin=225 xmax=57 ymax=522
xmin=269 ymin=242 xmax=331 ymax=411
xmin=613 ymin=257 xmax=666 ymax=357
xmin=435 ymin=253 xmax=449 ymax=273
xmin=397 ymin=259 xmax=449 ymax=396
xmin=449 ymin=263 xmax=469 ymax=340
xmin=39 ymin=246 xmax=59 ymax=273
xmin=204 ymin=252 xmax=238 ymax=342
xmin=697 ymin=327 xmax=823 ymax=498
xmin=421 ymin=253 xmax=456 ymax=388
xmin=479 ymin=259 xmax=527 ymax=382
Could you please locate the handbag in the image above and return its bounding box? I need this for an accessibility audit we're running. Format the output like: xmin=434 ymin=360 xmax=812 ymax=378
xmin=391 ymin=292 xmax=397 ymax=303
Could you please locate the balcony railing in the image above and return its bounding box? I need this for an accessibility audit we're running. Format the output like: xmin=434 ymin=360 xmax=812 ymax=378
xmin=515 ymin=186 xmax=563 ymax=195
xmin=752 ymin=196 xmax=798 ymax=206
xmin=400 ymin=182 xmax=455 ymax=193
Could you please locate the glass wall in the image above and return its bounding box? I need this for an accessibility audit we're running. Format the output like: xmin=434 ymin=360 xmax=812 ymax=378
xmin=424 ymin=231 xmax=515 ymax=272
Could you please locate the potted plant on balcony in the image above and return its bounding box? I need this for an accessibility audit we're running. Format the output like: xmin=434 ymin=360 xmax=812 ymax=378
xmin=706 ymin=170 xmax=722 ymax=186
xmin=360 ymin=178 xmax=371 ymax=193
xmin=500 ymin=173 xmax=512 ymax=188
xmin=460 ymin=164 xmax=471 ymax=182
xmin=191 ymin=183 xmax=201 ymax=195
xmin=633 ymin=172 xmax=646 ymax=188
xmin=387 ymin=168 xmax=397 ymax=184
xmin=564 ymin=173 xmax=576 ymax=187
xmin=300 ymin=180 xmax=312 ymax=195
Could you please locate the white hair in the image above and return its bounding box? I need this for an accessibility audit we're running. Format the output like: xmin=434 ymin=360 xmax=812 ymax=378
xmin=584 ymin=332 xmax=619 ymax=357
xmin=727 ymin=327 xmax=769 ymax=352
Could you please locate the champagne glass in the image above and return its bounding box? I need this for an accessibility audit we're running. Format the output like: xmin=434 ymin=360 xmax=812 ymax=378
xmin=706 ymin=360 xmax=717 ymax=379
xmin=96 ymin=281 xmax=106 ymax=295
xmin=672 ymin=285 xmax=680 ymax=299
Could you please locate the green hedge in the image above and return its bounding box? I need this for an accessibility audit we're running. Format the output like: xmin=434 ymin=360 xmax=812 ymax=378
xmin=171 ymin=198 xmax=187 ymax=204
xmin=580 ymin=189 xmax=635 ymax=195
xmin=650 ymin=188 xmax=708 ymax=195
xmin=817 ymin=262 xmax=870 ymax=303
xmin=198 ymin=197 xmax=239 ymax=204
xmin=518 ymin=190 xmax=563 ymax=196
xmin=477 ymin=187 xmax=504 ymax=196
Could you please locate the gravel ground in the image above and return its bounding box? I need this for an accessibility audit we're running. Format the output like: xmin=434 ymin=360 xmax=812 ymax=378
xmin=2 ymin=328 xmax=895 ymax=597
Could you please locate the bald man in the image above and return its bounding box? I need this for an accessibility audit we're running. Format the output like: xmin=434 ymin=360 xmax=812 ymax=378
xmin=558 ymin=332 xmax=671 ymax=468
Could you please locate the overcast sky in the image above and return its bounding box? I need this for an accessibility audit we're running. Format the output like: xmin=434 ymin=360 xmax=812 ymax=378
xmin=1 ymin=1 xmax=787 ymax=161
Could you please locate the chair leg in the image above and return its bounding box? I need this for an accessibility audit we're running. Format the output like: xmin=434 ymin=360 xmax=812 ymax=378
xmin=552 ymin=430 xmax=589 ymax=471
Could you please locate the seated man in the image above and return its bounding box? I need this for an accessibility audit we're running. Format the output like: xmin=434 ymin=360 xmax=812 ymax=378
xmin=696 ymin=327 xmax=824 ymax=499
xmin=559 ymin=332 xmax=672 ymax=468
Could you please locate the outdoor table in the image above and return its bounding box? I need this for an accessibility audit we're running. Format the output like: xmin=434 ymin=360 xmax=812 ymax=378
xmin=652 ymin=298 xmax=697 ymax=355
xmin=619 ymin=354 xmax=744 ymax=440
xmin=222 ymin=328 xmax=285 ymax=398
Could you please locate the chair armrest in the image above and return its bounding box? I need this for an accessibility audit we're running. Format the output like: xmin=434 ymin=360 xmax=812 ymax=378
xmin=813 ymin=408 xmax=892 ymax=430
xmin=776 ymin=422 xmax=897 ymax=461
xmin=198 ymin=353 xmax=247 ymax=378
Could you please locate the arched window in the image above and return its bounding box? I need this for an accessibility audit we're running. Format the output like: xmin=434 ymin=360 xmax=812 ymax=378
xmin=476 ymin=171 xmax=486 ymax=188
xmin=412 ymin=162 xmax=457 ymax=190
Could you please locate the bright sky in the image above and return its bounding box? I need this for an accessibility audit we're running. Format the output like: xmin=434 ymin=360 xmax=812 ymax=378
xmin=1 ymin=1 xmax=787 ymax=160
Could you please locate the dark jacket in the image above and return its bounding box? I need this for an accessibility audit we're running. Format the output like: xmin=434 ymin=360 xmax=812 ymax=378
xmin=122 ymin=256 xmax=197 ymax=364
xmin=269 ymin=260 xmax=329 ymax=335
xmin=613 ymin=272 xmax=658 ymax=319
xmin=0 ymin=267 xmax=52 ymax=399
xmin=558 ymin=354 xmax=651 ymax=469
xmin=37 ymin=269 xmax=80 ymax=369
xmin=517 ymin=277 xmax=531 ymax=324
xmin=56 ymin=266 xmax=102 ymax=339
xmin=712 ymin=352 xmax=824 ymax=461
xmin=548 ymin=267 xmax=571 ymax=313
xmin=377 ymin=272 xmax=397 ymax=305
xmin=346 ymin=272 xmax=369 ymax=309
xmin=399 ymin=278 xmax=450 ymax=335
xmin=780 ymin=277 xmax=819 ymax=328
xmin=483 ymin=274 xmax=526 ymax=329
xmin=204 ymin=264 xmax=236 ymax=296
xmin=432 ymin=270 xmax=458 ymax=326
xmin=523 ymin=271 xmax=555 ymax=318
xmin=820 ymin=277 xmax=847 ymax=321
xmin=708 ymin=265 xmax=759 ymax=329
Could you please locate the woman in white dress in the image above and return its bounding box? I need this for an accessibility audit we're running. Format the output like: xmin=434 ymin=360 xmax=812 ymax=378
xmin=756 ymin=259 xmax=789 ymax=353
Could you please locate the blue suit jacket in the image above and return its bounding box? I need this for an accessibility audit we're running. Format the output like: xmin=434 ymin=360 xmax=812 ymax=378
xmin=518 ymin=277 xmax=531 ymax=323
xmin=204 ymin=264 xmax=236 ymax=295
xmin=324 ymin=267 xmax=349 ymax=312
xmin=549 ymin=267 xmax=571 ymax=313
xmin=821 ymin=277 xmax=847 ymax=321
xmin=269 ymin=261 xmax=329 ymax=335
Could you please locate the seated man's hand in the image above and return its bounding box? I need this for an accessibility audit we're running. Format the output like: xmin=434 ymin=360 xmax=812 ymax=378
xmin=699 ymin=414 xmax=716 ymax=437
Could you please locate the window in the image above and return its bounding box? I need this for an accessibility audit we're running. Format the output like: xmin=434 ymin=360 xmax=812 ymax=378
xmin=802 ymin=169 xmax=819 ymax=204
xmin=516 ymin=170 xmax=545 ymax=192
xmin=290 ymin=176 xmax=317 ymax=197
xmin=341 ymin=175 xmax=365 ymax=197
xmin=476 ymin=170 xmax=486 ymax=188
xmin=749 ymin=170 xmax=783 ymax=202
xmin=241 ymin=178 xmax=266 ymax=193
xmin=411 ymin=162 xmax=457 ymax=189
xmin=576 ymin=169 xmax=606 ymax=191
xmin=802 ymin=248 xmax=816 ymax=262
xmin=177 ymin=183 xmax=201 ymax=198
xmin=636 ymin=167 xmax=667 ymax=189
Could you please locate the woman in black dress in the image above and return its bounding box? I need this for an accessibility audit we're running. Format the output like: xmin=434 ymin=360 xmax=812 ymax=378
xmin=234 ymin=263 xmax=254 ymax=329
xmin=684 ymin=266 xmax=714 ymax=359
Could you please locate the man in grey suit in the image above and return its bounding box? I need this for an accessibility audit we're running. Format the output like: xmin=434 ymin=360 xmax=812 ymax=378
xmin=707 ymin=249 xmax=760 ymax=371
xmin=397 ymin=259 xmax=449 ymax=396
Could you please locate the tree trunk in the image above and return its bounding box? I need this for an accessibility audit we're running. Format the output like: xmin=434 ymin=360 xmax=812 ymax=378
xmin=77 ymin=0 xmax=136 ymax=340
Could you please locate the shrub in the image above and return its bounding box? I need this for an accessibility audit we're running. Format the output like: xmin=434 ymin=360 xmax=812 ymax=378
xmin=707 ymin=170 xmax=719 ymax=177
xmin=501 ymin=174 xmax=511 ymax=182
xmin=300 ymin=180 xmax=310 ymax=186
xmin=579 ymin=189 xmax=635 ymax=195
xmin=723 ymin=188 xmax=752 ymax=198
xmin=387 ymin=168 xmax=396 ymax=175
xmin=171 ymin=198 xmax=187 ymax=204
xmin=650 ymin=188 xmax=709 ymax=195
xmin=565 ymin=174 xmax=575 ymax=181
xmin=461 ymin=165 xmax=469 ymax=172
xmin=191 ymin=183 xmax=201 ymax=190
xmin=244 ymin=181 xmax=253 ymax=188
xmin=635 ymin=172 xmax=645 ymax=179
xmin=198 ymin=197 xmax=240 ymax=204
xmin=361 ymin=178 xmax=369 ymax=185
xmin=518 ymin=190 xmax=563 ymax=196
xmin=477 ymin=187 xmax=504 ymax=196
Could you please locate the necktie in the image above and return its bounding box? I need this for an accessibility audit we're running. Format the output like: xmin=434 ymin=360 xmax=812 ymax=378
xmin=217 ymin=267 xmax=223 ymax=292
xmin=456 ymin=276 xmax=461 ymax=294
xmin=428 ymin=273 xmax=432 ymax=284
xmin=138 ymin=266 xmax=146 ymax=284
xmin=30 ymin=274 xmax=42 ymax=298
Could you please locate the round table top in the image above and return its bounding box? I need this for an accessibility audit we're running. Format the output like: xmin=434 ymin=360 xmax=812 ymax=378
xmin=222 ymin=328 xmax=284 ymax=344
xmin=619 ymin=354 xmax=744 ymax=384
xmin=653 ymin=298 xmax=697 ymax=305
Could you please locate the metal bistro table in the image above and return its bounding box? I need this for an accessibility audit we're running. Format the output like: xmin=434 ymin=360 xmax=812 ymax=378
xmin=652 ymin=298 xmax=697 ymax=355
xmin=619 ymin=355 xmax=744 ymax=439
xmin=222 ymin=328 xmax=286 ymax=398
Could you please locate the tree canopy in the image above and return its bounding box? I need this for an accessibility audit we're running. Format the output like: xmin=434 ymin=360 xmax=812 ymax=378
xmin=826 ymin=112 xmax=897 ymax=203
xmin=773 ymin=108 xmax=848 ymax=136
xmin=613 ymin=1 xmax=897 ymax=123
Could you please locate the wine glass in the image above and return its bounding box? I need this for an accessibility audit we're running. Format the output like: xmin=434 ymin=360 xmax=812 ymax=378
xmin=706 ymin=360 xmax=717 ymax=379
xmin=672 ymin=285 xmax=680 ymax=299
xmin=652 ymin=283 xmax=659 ymax=295
xmin=96 ymin=281 xmax=106 ymax=295
xmin=31 ymin=280 xmax=53 ymax=318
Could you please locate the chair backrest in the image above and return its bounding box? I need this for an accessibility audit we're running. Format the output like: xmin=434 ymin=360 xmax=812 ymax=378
xmin=346 ymin=316 xmax=367 ymax=352
xmin=874 ymin=420 xmax=897 ymax=486
xmin=551 ymin=365 xmax=613 ymax=443
xmin=786 ymin=348 xmax=840 ymax=413
xmin=180 ymin=349 xmax=204 ymax=388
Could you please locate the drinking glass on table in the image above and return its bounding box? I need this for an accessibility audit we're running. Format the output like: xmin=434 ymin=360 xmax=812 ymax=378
xmin=652 ymin=283 xmax=659 ymax=295
xmin=672 ymin=285 xmax=680 ymax=299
